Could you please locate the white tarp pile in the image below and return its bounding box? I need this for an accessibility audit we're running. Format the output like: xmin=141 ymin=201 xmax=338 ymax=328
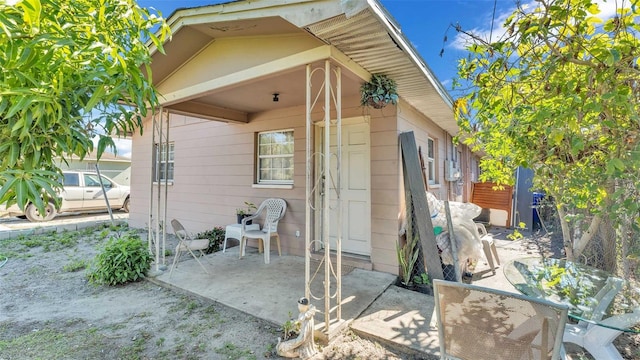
xmin=426 ymin=192 xmax=486 ymax=271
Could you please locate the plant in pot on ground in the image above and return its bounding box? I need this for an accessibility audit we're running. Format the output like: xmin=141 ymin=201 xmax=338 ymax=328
xmin=412 ymin=272 xmax=432 ymax=295
xmin=280 ymin=311 xmax=300 ymax=341
xmin=397 ymin=212 xmax=433 ymax=295
xmin=360 ymin=73 xmax=399 ymax=109
xmin=236 ymin=201 xmax=257 ymax=224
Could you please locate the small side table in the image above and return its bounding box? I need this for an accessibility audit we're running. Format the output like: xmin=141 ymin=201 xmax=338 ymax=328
xmin=223 ymin=223 xmax=260 ymax=253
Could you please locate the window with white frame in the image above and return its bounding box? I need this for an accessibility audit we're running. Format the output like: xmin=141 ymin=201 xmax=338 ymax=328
xmin=153 ymin=142 xmax=174 ymax=182
xmin=257 ymin=130 xmax=294 ymax=184
xmin=427 ymin=137 xmax=436 ymax=184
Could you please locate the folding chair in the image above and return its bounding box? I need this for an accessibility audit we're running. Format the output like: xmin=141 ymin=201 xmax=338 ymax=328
xmin=170 ymin=219 xmax=210 ymax=276
xmin=433 ymin=279 xmax=568 ymax=360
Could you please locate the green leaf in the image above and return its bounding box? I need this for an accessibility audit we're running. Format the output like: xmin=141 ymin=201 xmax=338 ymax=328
xmin=609 ymin=49 xmax=621 ymax=63
xmin=9 ymin=142 xmax=20 ymax=166
xmin=0 ymin=176 xmax=18 ymax=204
xmin=605 ymin=158 xmax=625 ymax=175
xmin=15 ymin=178 xmax=28 ymax=209
xmin=587 ymin=3 xmax=600 ymax=14
xmin=570 ymin=137 xmax=584 ymax=154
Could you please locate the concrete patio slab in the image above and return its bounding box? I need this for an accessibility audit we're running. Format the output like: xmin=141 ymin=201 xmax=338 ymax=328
xmin=148 ymin=246 xmax=397 ymax=341
xmin=149 ymin=230 xmax=532 ymax=357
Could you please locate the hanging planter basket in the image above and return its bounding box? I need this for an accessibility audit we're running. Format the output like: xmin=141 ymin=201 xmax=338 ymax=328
xmin=360 ymin=73 xmax=399 ymax=109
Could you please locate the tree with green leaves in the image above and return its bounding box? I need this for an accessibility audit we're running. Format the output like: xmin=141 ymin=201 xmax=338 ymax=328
xmin=0 ymin=0 xmax=169 ymax=216
xmin=454 ymin=0 xmax=640 ymax=271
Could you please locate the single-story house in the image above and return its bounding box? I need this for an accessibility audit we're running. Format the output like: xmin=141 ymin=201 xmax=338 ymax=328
xmin=128 ymin=0 xmax=480 ymax=274
xmin=59 ymin=149 xmax=131 ymax=185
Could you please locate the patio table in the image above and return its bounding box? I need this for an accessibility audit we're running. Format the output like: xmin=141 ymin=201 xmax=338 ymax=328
xmin=504 ymin=257 xmax=640 ymax=360
xmin=222 ymin=223 xmax=260 ymax=253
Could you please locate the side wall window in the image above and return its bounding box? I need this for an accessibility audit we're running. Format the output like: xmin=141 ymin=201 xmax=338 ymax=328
xmin=63 ymin=173 xmax=80 ymax=187
xmin=153 ymin=142 xmax=175 ymax=182
xmin=427 ymin=137 xmax=437 ymax=185
xmin=257 ymin=130 xmax=294 ymax=184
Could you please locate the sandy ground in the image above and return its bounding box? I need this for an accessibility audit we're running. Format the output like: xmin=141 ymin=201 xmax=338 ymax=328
xmin=1 ymin=220 xmax=638 ymax=359
xmin=0 ymin=223 xmax=425 ymax=360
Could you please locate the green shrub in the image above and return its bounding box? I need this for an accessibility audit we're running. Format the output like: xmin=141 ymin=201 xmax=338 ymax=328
xmin=196 ymin=227 xmax=225 ymax=254
xmin=87 ymin=234 xmax=152 ymax=286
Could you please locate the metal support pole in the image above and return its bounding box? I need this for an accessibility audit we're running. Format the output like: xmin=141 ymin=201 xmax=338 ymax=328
xmin=305 ymin=64 xmax=312 ymax=300
xmin=94 ymin=164 xmax=114 ymax=225
xmin=323 ymin=59 xmax=331 ymax=331
xmin=335 ymin=66 xmax=342 ymax=320
xmin=149 ymin=111 xmax=157 ymax=258
xmin=155 ymin=111 xmax=163 ymax=272
xmin=162 ymin=111 xmax=169 ymax=266
xmin=305 ymin=60 xmax=343 ymax=335
xmin=444 ymin=201 xmax=461 ymax=282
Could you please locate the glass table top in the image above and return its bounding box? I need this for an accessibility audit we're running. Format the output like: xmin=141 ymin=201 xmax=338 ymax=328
xmin=504 ymin=257 xmax=640 ymax=333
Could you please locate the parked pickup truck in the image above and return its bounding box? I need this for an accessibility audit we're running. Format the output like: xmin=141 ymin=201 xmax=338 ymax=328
xmin=0 ymin=171 xmax=130 ymax=222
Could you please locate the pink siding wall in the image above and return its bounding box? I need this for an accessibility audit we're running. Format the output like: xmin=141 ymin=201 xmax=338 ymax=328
xmin=397 ymin=101 xmax=451 ymax=200
xmin=129 ymin=98 xmax=459 ymax=276
xmin=368 ymin=108 xmax=401 ymax=274
xmin=130 ymin=107 xmax=308 ymax=255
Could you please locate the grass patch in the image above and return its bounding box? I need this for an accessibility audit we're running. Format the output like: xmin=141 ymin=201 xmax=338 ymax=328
xmin=214 ymin=342 xmax=257 ymax=360
xmin=0 ymin=327 xmax=108 ymax=359
xmin=63 ymin=258 xmax=88 ymax=272
xmin=202 ymin=305 xmax=224 ymax=324
xmin=118 ymin=331 xmax=151 ymax=360
xmin=169 ymin=296 xmax=203 ymax=315
xmin=0 ymin=224 xmax=130 ymax=257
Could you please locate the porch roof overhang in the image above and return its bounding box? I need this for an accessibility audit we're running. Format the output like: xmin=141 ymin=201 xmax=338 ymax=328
xmin=149 ymin=0 xmax=458 ymax=135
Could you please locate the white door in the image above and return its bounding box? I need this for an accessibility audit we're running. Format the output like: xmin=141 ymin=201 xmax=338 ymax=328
xmin=320 ymin=120 xmax=371 ymax=256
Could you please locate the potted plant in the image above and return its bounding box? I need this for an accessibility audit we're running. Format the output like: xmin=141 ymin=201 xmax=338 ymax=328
xmin=360 ymin=73 xmax=399 ymax=109
xmin=236 ymin=201 xmax=257 ymax=224
xmin=411 ymin=272 xmax=432 ymax=295
xmin=397 ymin=212 xmax=419 ymax=288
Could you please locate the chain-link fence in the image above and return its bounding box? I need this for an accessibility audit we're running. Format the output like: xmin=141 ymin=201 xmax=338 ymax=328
xmin=531 ymin=194 xmax=640 ymax=280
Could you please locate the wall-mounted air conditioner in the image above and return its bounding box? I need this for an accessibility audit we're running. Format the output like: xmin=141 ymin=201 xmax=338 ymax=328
xmin=445 ymin=160 xmax=461 ymax=182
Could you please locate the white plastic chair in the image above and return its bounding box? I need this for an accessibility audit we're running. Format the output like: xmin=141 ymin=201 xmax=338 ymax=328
xmin=434 ymin=279 xmax=568 ymax=360
xmin=170 ymin=219 xmax=210 ymax=276
xmin=563 ymin=277 xmax=639 ymax=360
xmin=239 ymin=198 xmax=286 ymax=264
xmin=476 ymin=222 xmax=500 ymax=274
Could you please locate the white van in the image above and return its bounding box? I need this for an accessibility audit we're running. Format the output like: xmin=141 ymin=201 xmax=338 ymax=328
xmin=0 ymin=171 xmax=130 ymax=222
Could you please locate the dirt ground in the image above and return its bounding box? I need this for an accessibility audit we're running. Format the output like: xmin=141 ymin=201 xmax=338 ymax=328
xmin=0 ymin=223 xmax=426 ymax=360
xmin=1 ymin=222 xmax=638 ymax=359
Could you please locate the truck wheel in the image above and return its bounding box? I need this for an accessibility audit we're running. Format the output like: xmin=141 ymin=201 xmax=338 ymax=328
xmin=122 ymin=198 xmax=130 ymax=213
xmin=25 ymin=203 xmax=57 ymax=222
